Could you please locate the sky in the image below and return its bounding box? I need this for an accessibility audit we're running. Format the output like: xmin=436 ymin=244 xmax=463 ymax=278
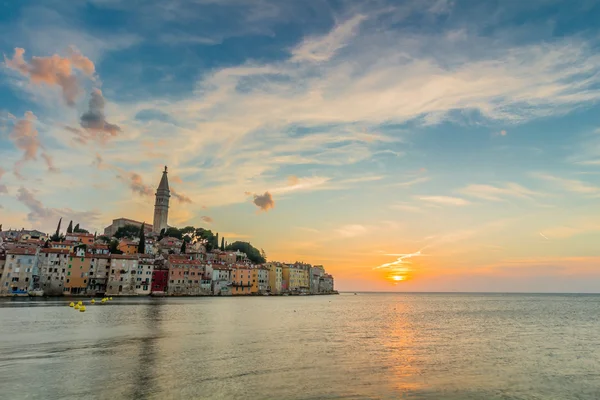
xmin=2 ymin=0 xmax=600 ymax=292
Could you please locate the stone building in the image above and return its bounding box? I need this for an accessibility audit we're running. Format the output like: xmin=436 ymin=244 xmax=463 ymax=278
xmin=153 ymin=166 xmax=170 ymax=233
xmin=39 ymin=248 xmax=69 ymax=295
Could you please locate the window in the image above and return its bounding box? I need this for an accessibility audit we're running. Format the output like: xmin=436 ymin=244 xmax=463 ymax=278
xmin=83 ymin=280 xmax=87 ymax=284
xmin=67 ymin=272 xmax=71 ymax=276
xmin=66 ymin=279 xmax=70 ymax=283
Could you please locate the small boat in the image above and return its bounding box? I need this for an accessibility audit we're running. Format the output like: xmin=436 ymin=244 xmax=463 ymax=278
xmin=28 ymin=289 xmax=44 ymax=297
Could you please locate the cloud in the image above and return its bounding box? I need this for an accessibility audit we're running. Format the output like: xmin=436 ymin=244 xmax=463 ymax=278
xmin=291 ymin=14 xmax=367 ymax=62
xmin=16 ymin=186 xmax=100 ymax=229
xmin=390 ymin=202 xmax=423 ymax=213
xmin=70 ymin=89 xmax=121 ymax=142
xmin=417 ymin=195 xmax=471 ymax=206
xmin=171 ymin=188 xmax=192 ymax=203
xmin=0 ymin=167 xmax=7 ymax=194
xmin=117 ymin=171 xmax=154 ymax=197
xmin=531 ymin=173 xmax=600 ymax=194
xmin=200 ymin=216 xmax=213 ymax=224
xmin=253 ymin=191 xmax=275 ymax=211
xmin=4 ymin=47 xmax=95 ymax=106
xmin=270 ymin=176 xmax=330 ymax=194
xmin=8 ymin=111 xmax=57 ymax=177
xmin=390 ymin=176 xmax=431 ymax=187
xmin=92 ymin=153 xmax=104 ymax=169
xmin=459 ymin=182 xmax=542 ymax=201
xmin=336 ymin=224 xmax=369 ymax=238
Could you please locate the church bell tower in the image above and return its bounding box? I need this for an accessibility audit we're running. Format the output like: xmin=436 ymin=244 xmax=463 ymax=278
xmin=153 ymin=166 xmax=170 ymax=233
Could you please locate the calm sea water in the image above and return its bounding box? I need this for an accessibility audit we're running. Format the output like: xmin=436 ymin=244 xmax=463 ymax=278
xmin=1 ymin=293 xmax=600 ymax=399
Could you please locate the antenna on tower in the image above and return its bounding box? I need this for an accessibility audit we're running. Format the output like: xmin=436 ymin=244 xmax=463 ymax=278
xmin=164 ymin=165 xmax=168 ymax=172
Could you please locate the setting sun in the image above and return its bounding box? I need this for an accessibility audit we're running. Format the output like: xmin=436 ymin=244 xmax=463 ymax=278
xmin=391 ymin=275 xmax=405 ymax=281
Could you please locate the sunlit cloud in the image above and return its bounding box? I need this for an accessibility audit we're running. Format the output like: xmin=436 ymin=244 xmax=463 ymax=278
xmin=417 ymin=195 xmax=470 ymax=206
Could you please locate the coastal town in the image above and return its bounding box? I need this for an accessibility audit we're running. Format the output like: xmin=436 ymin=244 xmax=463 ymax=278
xmin=0 ymin=167 xmax=336 ymax=297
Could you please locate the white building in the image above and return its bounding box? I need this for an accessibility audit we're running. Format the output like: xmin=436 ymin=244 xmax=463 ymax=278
xmin=135 ymin=256 xmax=154 ymax=295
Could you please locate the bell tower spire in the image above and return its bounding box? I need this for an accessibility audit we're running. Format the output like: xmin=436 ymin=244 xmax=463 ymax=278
xmin=153 ymin=166 xmax=170 ymax=233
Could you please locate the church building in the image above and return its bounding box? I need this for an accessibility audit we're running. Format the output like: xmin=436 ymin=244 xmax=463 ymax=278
xmin=153 ymin=166 xmax=171 ymax=233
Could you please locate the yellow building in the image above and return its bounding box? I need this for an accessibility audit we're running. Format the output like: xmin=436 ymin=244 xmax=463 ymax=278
xmin=118 ymin=240 xmax=138 ymax=255
xmin=231 ymin=266 xmax=252 ymax=295
xmin=282 ymin=264 xmax=306 ymax=293
xmin=251 ymin=267 xmax=269 ymax=294
xmin=266 ymin=263 xmax=282 ymax=294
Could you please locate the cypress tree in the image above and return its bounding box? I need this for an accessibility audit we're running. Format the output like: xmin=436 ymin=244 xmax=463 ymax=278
xmin=52 ymin=218 xmax=62 ymax=241
xmin=215 ymin=233 xmax=219 ymax=250
xmin=66 ymin=220 xmax=73 ymax=234
xmin=74 ymin=223 xmax=80 ymax=232
xmin=221 ymin=237 xmax=225 ymax=251
xmin=137 ymin=223 xmax=146 ymax=254
xmin=180 ymin=240 xmax=186 ymax=254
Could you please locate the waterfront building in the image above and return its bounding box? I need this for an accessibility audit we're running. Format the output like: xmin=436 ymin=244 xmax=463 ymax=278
xmin=211 ymin=266 xmax=231 ymax=295
xmin=88 ymin=255 xmax=111 ymax=295
xmin=167 ymin=257 xmax=205 ymax=295
xmin=266 ymin=262 xmax=283 ymax=294
xmin=251 ymin=267 xmax=269 ymax=294
xmin=64 ymin=253 xmax=92 ymax=294
xmin=135 ymin=256 xmax=154 ymax=295
xmin=106 ymin=254 xmax=138 ymax=295
xmin=39 ymin=248 xmax=69 ymax=295
xmin=282 ymin=264 xmax=306 ymax=293
xmin=310 ymin=265 xmax=325 ymax=294
xmin=103 ymin=218 xmax=153 ymax=237
xmin=231 ymin=265 xmax=252 ymax=295
xmin=151 ymin=268 xmax=169 ymax=293
xmin=319 ymin=274 xmax=334 ymax=293
xmin=0 ymin=247 xmax=39 ymax=295
xmin=153 ymin=166 xmax=170 ymax=233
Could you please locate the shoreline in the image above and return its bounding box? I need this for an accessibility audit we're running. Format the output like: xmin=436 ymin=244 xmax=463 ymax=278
xmin=0 ymin=291 xmax=339 ymax=299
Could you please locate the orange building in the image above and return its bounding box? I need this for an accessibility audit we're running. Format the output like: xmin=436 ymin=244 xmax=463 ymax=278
xmin=65 ymin=254 xmax=92 ymax=294
xmin=118 ymin=240 xmax=138 ymax=255
xmin=65 ymin=233 xmax=95 ymax=245
xmin=231 ymin=266 xmax=252 ymax=295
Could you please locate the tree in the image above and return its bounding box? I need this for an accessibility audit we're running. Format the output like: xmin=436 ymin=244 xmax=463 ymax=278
xmin=165 ymin=227 xmax=182 ymax=239
xmin=180 ymin=240 xmax=186 ymax=254
xmin=51 ymin=218 xmax=62 ymax=242
xmin=74 ymin=223 xmax=79 ymax=232
xmin=226 ymin=241 xmax=266 ymax=264
xmin=73 ymin=224 xmax=89 ymax=234
xmin=137 ymin=223 xmax=146 ymax=254
xmin=67 ymin=220 xmax=73 ymax=234
xmin=194 ymin=228 xmax=215 ymax=251
xmin=180 ymin=226 xmax=195 ymax=235
xmin=114 ymin=224 xmax=141 ymax=239
xmin=109 ymin=239 xmax=123 ymax=254
xmin=43 ymin=240 xmax=50 ymax=248
xmin=98 ymin=235 xmax=110 ymax=243
xmin=215 ymin=233 xmax=219 ymax=251
xmin=158 ymin=228 xmax=166 ymax=241
xmin=221 ymin=237 xmax=225 ymax=251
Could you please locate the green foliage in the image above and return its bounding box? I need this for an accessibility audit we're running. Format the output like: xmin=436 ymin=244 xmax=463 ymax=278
xmin=98 ymin=235 xmax=110 ymax=243
xmin=194 ymin=228 xmax=216 ymax=251
xmin=109 ymin=239 xmax=123 ymax=254
xmin=164 ymin=227 xmax=182 ymax=239
xmin=73 ymin=223 xmax=89 ymax=233
xmin=180 ymin=241 xmax=186 ymax=254
xmin=215 ymin=233 xmax=219 ymax=251
xmin=137 ymin=223 xmax=146 ymax=254
xmin=51 ymin=218 xmax=62 ymax=242
xmin=67 ymin=220 xmax=73 ymax=234
xmin=221 ymin=237 xmax=225 ymax=251
xmin=43 ymin=240 xmax=50 ymax=248
xmin=114 ymin=224 xmax=141 ymax=239
xmin=225 ymin=241 xmax=266 ymax=264
xmin=180 ymin=226 xmax=195 ymax=235
xmin=158 ymin=228 xmax=166 ymax=241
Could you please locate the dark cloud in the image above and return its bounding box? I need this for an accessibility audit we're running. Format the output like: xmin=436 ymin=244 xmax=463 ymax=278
xmin=4 ymin=47 xmax=95 ymax=106
xmin=117 ymin=171 xmax=154 ymax=197
xmin=201 ymin=216 xmax=213 ymax=223
xmin=253 ymin=191 xmax=275 ymax=211
xmin=78 ymin=89 xmax=121 ymax=140
xmin=171 ymin=187 xmax=192 ymax=203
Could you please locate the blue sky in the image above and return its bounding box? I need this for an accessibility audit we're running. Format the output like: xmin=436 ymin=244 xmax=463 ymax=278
xmin=2 ymin=0 xmax=600 ymax=291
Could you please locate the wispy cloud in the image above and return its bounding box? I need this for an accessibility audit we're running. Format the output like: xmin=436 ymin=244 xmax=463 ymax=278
xmin=336 ymin=224 xmax=369 ymax=238
xmin=459 ymin=182 xmax=543 ymax=201
xmin=531 ymin=173 xmax=600 ymax=194
xmin=417 ymin=195 xmax=471 ymax=206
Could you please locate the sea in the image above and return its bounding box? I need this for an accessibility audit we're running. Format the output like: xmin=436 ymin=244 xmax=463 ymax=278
xmin=1 ymin=293 xmax=599 ymax=400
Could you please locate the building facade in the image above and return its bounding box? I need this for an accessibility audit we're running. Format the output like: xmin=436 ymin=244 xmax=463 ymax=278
xmin=107 ymin=255 xmax=138 ymax=295
xmin=153 ymin=166 xmax=170 ymax=233
xmin=39 ymin=248 xmax=69 ymax=295
xmin=0 ymin=248 xmax=39 ymax=295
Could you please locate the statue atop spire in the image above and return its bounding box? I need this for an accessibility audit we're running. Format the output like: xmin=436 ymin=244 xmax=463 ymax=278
xmin=153 ymin=166 xmax=171 ymax=233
